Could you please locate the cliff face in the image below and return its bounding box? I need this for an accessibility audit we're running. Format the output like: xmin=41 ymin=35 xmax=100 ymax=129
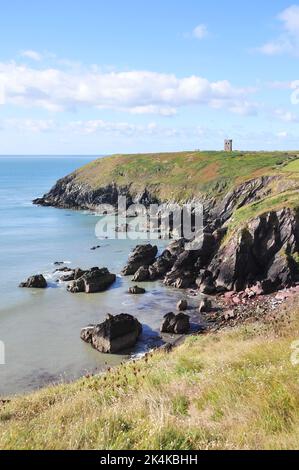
xmin=33 ymin=151 xmax=299 ymax=293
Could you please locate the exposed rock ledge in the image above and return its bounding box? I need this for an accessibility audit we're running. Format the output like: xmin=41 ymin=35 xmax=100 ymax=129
xmin=121 ymin=208 xmax=299 ymax=294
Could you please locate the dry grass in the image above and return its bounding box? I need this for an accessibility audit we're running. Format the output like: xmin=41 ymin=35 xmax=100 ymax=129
xmin=1 ymin=299 xmax=299 ymax=450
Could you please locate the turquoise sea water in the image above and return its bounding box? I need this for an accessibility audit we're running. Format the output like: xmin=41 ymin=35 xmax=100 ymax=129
xmin=0 ymin=156 xmax=183 ymax=396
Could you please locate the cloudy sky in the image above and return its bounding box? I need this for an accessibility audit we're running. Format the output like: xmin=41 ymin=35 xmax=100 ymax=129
xmin=0 ymin=0 xmax=299 ymax=154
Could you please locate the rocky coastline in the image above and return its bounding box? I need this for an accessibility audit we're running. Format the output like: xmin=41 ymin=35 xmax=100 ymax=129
xmin=30 ymin=159 xmax=299 ymax=355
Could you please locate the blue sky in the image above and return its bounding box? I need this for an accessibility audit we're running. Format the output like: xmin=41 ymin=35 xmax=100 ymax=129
xmin=0 ymin=0 xmax=299 ymax=154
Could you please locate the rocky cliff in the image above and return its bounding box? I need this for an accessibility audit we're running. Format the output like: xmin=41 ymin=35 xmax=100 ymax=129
xmin=34 ymin=151 xmax=299 ymax=293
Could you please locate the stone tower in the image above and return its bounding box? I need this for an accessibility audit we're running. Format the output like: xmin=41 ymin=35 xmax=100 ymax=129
xmin=224 ymin=139 xmax=233 ymax=152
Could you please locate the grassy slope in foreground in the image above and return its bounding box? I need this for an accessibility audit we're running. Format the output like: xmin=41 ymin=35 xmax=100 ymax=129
xmin=71 ymin=151 xmax=299 ymax=202
xmin=1 ymin=301 xmax=299 ymax=450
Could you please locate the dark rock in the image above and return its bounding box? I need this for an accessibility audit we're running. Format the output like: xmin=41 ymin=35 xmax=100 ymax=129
xmin=196 ymin=269 xmax=216 ymax=294
xmin=164 ymin=233 xmax=217 ymax=289
xmin=19 ymin=274 xmax=47 ymax=289
xmin=91 ymin=245 xmax=101 ymax=251
xmin=161 ymin=312 xmax=190 ymax=334
xmin=80 ymin=313 xmax=142 ymax=353
xmin=61 ymin=268 xmax=86 ymax=282
xmin=128 ymin=286 xmax=146 ymax=295
xmin=177 ymin=299 xmax=188 ymax=311
xmin=122 ymin=244 xmax=158 ymax=276
xmin=199 ymin=297 xmax=212 ymax=313
xmin=54 ymin=261 xmax=64 ymax=266
xmin=132 ymin=266 xmax=150 ymax=282
xmin=209 ymin=208 xmax=299 ymax=292
xmin=67 ymin=267 xmax=116 ymax=293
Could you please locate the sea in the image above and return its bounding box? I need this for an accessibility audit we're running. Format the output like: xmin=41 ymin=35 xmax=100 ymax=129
xmin=0 ymin=156 xmax=184 ymax=396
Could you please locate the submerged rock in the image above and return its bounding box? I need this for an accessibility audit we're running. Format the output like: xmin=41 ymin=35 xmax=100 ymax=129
xmin=161 ymin=312 xmax=190 ymax=335
xmin=19 ymin=274 xmax=47 ymax=289
xmin=80 ymin=313 xmax=142 ymax=354
xmin=67 ymin=267 xmax=116 ymax=293
xmin=128 ymin=286 xmax=146 ymax=295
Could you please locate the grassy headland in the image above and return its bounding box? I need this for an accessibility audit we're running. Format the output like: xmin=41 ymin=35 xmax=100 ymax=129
xmin=72 ymin=151 xmax=299 ymax=202
xmin=1 ymin=299 xmax=299 ymax=450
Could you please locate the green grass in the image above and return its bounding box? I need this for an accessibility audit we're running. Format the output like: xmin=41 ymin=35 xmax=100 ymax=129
xmin=226 ymin=190 xmax=299 ymax=234
xmin=71 ymin=151 xmax=299 ymax=202
xmin=1 ymin=301 xmax=299 ymax=449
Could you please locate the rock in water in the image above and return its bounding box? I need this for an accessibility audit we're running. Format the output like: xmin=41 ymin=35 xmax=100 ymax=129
xmin=67 ymin=267 xmax=116 ymax=293
xmin=199 ymin=297 xmax=212 ymax=313
xmin=128 ymin=286 xmax=146 ymax=295
xmin=132 ymin=266 xmax=150 ymax=282
xmin=80 ymin=314 xmax=143 ymax=354
xmin=19 ymin=274 xmax=47 ymax=289
xmin=161 ymin=312 xmax=190 ymax=334
xmin=177 ymin=299 xmax=188 ymax=311
xmin=121 ymin=244 xmax=158 ymax=276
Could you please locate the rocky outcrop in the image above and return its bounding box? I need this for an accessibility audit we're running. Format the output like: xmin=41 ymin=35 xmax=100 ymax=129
xmin=19 ymin=275 xmax=47 ymax=289
xmin=121 ymin=244 xmax=158 ymax=276
xmin=33 ymin=176 xmax=160 ymax=211
xmin=80 ymin=314 xmax=142 ymax=353
xmin=161 ymin=312 xmax=190 ymax=334
xmin=164 ymin=233 xmax=217 ymax=288
xmin=209 ymin=208 xmax=299 ymax=292
xmin=67 ymin=267 xmax=116 ymax=293
xmin=132 ymin=266 xmax=150 ymax=282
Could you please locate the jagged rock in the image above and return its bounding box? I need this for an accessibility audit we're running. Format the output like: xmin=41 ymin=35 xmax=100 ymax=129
xmin=122 ymin=244 xmax=158 ymax=276
xmin=128 ymin=286 xmax=146 ymax=295
xmin=160 ymin=312 xmax=190 ymax=334
xmin=177 ymin=299 xmax=188 ymax=311
xmin=61 ymin=268 xmax=86 ymax=282
xmin=67 ymin=267 xmax=116 ymax=293
xmin=196 ymin=269 xmax=216 ymax=294
xmin=132 ymin=266 xmax=150 ymax=282
xmin=148 ymin=249 xmax=176 ymax=280
xmin=164 ymin=233 xmax=217 ymax=289
xmin=210 ymin=208 xmax=299 ymax=292
xmin=19 ymin=274 xmax=47 ymax=289
xmin=199 ymin=297 xmax=212 ymax=313
xmin=81 ymin=314 xmax=142 ymax=353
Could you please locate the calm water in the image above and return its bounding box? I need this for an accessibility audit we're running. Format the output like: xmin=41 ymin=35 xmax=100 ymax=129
xmin=0 ymin=156 xmax=183 ymax=396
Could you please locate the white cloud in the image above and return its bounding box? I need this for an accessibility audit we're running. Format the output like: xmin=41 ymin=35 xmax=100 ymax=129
xmin=277 ymin=131 xmax=288 ymax=138
xmin=258 ymin=5 xmax=299 ymax=56
xmin=21 ymin=50 xmax=43 ymax=61
xmin=3 ymin=118 xmax=56 ymax=133
xmin=193 ymin=24 xmax=208 ymax=39
xmin=0 ymin=61 xmax=255 ymax=115
xmin=274 ymin=108 xmax=298 ymax=122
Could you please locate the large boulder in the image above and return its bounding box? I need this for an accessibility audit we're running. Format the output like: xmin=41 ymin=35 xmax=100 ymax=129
xmin=161 ymin=312 xmax=190 ymax=335
xmin=67 ymin=267 xmax=116 ymax=293
xmin=121 ymin=244 xmax=158 ymax=276
xmin=19 ymin=274 xmax=47 ymax=289
xmin=80 ymin=314 xmax=142 ymax=353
